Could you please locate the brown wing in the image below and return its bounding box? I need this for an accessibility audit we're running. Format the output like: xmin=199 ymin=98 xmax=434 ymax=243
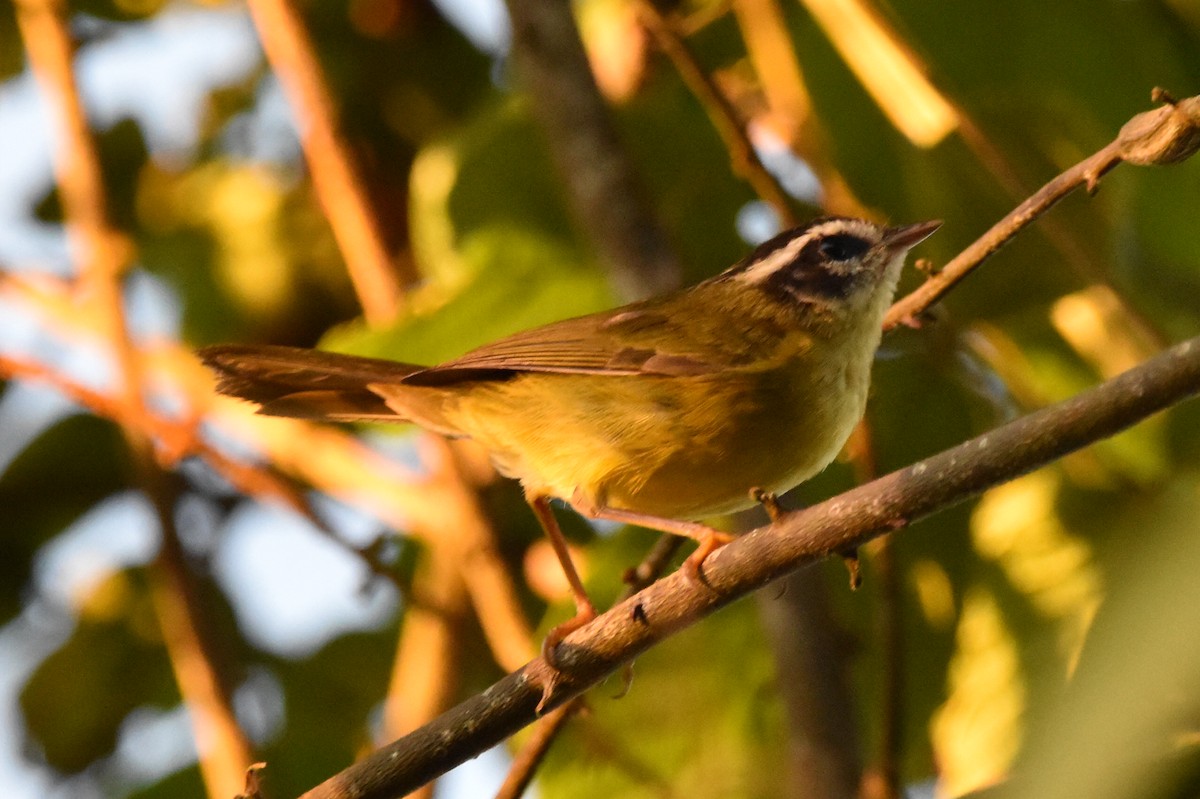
xmin=401 ymin=306 xmax=718 ymax=387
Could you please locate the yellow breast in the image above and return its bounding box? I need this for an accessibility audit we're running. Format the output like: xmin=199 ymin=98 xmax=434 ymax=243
xmin=439 ymin=325 xmax=878 ymax=521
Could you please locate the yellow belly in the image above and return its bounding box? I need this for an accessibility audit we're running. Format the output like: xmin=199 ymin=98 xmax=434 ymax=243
xmin=439 ymin=346 xmax=872 ymax=520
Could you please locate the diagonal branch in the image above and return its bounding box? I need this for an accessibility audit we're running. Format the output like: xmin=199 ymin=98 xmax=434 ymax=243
xmin=296 ymin=333 xmax=1200 ymax=799
xmin=884 ymin=91 xmax=1200 ymax=330
xmin=246 ymin=0 xmax=407 ymax=324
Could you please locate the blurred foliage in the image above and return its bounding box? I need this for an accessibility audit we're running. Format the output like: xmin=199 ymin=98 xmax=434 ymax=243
xmin=1 ymin=0 xmax=1199 ymax=798
xmin=0 ymin=414 xmax=128 ymax=621
xmin=541 ymin=531 xmax=788 ymax=798
xmin=20 ymin=570 xmax=178 ymax=773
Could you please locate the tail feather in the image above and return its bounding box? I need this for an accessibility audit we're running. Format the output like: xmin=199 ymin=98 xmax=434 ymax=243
xmin=199 ymin=344 xmax=423 ymax=421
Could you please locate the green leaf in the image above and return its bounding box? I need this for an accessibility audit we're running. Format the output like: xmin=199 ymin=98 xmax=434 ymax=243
xmin=325 ymin=226 xmax=611 ymax=365
xmin=0 ymin=414 xmax=128 ymax=623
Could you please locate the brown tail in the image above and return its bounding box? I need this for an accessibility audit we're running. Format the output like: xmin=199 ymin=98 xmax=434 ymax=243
xmin=199 ymin=344 xmax=425 ymax=421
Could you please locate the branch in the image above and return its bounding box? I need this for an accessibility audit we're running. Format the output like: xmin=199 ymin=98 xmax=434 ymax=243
xmin=504 ymin=0 xmax=681 ymax=299
xmin=884 ymin=91 xmax=1200 ymax=329
xmin=245 ymin=0 xmax=406 ymax=325
xmin=0 ymin=353 xmax=415 ymax=600
xmin=15 ymin=2 xmax=254 ymax=795
xmin=0 ymin=269 xmax=485 ymax=570
xmin=634 ymin=0 xmax=800 ymax=225
xmin=797 ymin=0 xmax=957 ymax=148
xmin=728 ymin=0 xmax=871 ymax=219
xmin=296 ymin=334 xmax=1200 ymax=799
xmin=14 ymin=0 xmax=137 ymax=405
xmin=425 ymin=438 xmax=537 ymax=673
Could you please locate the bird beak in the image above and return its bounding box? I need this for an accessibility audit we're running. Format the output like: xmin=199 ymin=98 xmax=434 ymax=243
xmin=883 ymin=220 xmax=942 ymax=251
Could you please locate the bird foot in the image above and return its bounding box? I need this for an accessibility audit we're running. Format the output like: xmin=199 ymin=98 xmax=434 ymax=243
xmin=681 ymin=530 xmax=735 ymax=583
xmin=750 ymin=487 xmax=786 ymax=522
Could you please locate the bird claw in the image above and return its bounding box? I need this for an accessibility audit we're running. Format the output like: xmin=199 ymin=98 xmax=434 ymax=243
xmin=750 ymin=487 xmax=785 ymax=522
xmin=533 ymin=668 xmax=563 ymax=715
xmin=681 ymin=530 xmax=734 ymax=583
xmin=613 ymin=662 xmax=635 ymax=699
xmin=840 ymin=547 xmax=862 ymax=590
xmin=541 ymin=603 xmax=597 ymax=669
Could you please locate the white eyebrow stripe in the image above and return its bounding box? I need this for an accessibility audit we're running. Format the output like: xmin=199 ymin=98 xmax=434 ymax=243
xmin=733 ymin=234 xmax=811 ymax=285
xmin=732 ymin=218 xmax=882 ymax=286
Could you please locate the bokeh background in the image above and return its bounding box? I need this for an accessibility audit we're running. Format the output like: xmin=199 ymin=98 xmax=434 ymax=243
xmin=2 ymin=1 xmax=1200 ymax=798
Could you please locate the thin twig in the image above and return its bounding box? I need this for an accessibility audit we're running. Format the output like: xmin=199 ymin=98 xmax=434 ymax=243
xmin=953 ymin=107 xmax=1167 ymax=350
xmin=245 ymin=0 xmax=406 ymax=325
xmin=884 ymin=92 xmax=1200 ymax=329
xmin=624 ymin=535 xmax=687 ymax=594
xmin=297 ymin=332 xmax=1200 ymax=799
xmin=0 ymin=354 xmax=410 ymax=596
xmin=634 ymin=0 xmax=799 ymax=226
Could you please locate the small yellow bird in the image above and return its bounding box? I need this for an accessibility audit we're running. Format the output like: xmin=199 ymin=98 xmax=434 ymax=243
xmin=201 ymin=216 xmax=939 ymax=655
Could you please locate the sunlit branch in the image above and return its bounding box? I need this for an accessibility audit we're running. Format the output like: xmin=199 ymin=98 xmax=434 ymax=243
xmin=798 ymin=0 xmax=957 ymax=148
xmin=245 ymin=0 xmax=406 ymax=325
xmin=729 ymin=0 xmax=872 ymax=220
xmin=247 ymin=2 xmax=543 ymax=730
xmin=0 ymin=271 xmax=475 ymax=577
xmin=427 ymin=438 xmax=538 ymax=673
xmin=14 ymin=0 xmax=138 ymax=410
xmin=0 ymin=355 xmax=410 ymax=595
xmin=732 ymin=0 xmax=811 ymax=142
xmin=885 ymin=91 xmax=1200 ymax=329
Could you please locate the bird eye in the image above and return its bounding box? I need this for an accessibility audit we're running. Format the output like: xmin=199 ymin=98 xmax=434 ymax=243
xmin=819 ymin=234 xmax=871 ymax=262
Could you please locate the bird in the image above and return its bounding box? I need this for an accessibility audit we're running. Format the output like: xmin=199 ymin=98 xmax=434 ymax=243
xmin=200 ymin=215 xmax=940 ymax=659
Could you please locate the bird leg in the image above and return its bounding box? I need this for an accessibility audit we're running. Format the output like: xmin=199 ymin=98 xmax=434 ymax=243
xmin=570 ymin=490 xmax=734 ymax=583
xmin=526 ymin=491 xmax=597 ymax=666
